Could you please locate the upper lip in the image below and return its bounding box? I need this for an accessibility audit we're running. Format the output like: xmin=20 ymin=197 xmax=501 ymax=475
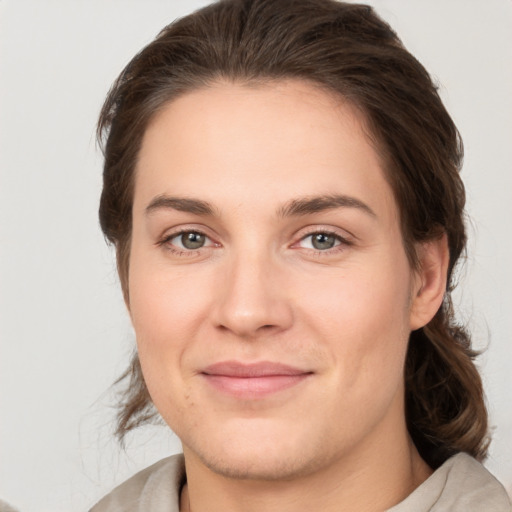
xmin=201 ymin=361 xmax=311 ymax=377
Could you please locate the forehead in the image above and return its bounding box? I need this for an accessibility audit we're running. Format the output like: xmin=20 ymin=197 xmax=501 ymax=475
xmin=134 ymin=80 xmax=397 ymax=224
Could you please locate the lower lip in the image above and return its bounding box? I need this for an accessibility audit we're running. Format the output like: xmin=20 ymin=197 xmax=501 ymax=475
xmin=202 ymin=374 xmax=310 ymax=399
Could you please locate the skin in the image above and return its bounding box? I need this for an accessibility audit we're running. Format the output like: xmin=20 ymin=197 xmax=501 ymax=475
xmin=129 ymin=80 xmax=448 ymax=511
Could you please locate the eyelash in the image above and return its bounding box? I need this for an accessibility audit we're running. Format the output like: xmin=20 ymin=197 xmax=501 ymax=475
xmin=295 ymin=229 xmax=352 ymax=255
xmin=157 ymin=229 xmax=216 ymax=257
xmin=157 ymin=228 xmax=352 ymax=257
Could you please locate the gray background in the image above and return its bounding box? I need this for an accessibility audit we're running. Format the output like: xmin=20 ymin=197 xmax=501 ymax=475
xmin=1 ymin=1 xmax=511 ymax=510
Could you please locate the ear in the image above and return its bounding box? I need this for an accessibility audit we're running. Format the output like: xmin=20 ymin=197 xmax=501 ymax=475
xmin=409 ymin=234 xmax=450 ymax=331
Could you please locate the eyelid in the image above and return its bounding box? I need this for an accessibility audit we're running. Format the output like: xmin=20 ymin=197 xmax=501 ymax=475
xmin=157 ymin=225 xmax=221 ymax=253
xmin=298 ymin=232 xmax=341 ymax=249
xmin=294 ymin=225 xmax=354 ymax=243
xmin=169 ymin=231 xmax=215 ymax=249
xmin=290 ymin=225 xmax=354 ymax=253
xmin=156 ymin=224 xmax=353 ymax=255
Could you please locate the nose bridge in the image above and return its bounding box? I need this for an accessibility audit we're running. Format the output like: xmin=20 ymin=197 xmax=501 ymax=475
xmin=213 ymin=244 xmax=292 ymax=337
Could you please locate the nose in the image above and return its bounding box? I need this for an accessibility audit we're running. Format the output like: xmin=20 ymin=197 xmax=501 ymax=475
xmin=212 ymin=251 xmax=294 ymax=339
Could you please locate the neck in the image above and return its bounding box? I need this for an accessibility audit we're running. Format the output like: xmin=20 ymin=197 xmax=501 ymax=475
xmin=180 ymin=427 xmax=432 ymax=512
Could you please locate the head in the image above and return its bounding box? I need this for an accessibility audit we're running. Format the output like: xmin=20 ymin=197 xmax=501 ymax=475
xmin=98 ymin=0 xmax=488 ymax=470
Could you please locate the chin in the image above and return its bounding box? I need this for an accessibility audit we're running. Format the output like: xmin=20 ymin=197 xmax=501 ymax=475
xmin=196 ymin=447 xmax=320 ymax=481
xmin=181 ymin=417 xmax=335 ymax=481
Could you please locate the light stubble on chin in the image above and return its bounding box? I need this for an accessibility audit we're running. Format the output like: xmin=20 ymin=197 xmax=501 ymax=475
xmin=183 ymin=439 xmax=343 ymax=483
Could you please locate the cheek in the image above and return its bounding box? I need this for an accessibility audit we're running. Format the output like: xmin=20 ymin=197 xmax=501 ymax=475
xmin=127 ymin=252 xmax=215 ymax=403
xmin=297 ymin=254 xmax=413 ymax=389
xmin=130 ymin=257 xmax=211 ymax=340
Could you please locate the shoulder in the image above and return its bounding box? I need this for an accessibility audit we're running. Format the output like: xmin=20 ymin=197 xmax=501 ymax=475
xmin=389 ymin=452 xmax=512 ymax=511
xmin=435 ymin=453 xmax=511 ymax=510
xmin=89 ymin=453 xmax=185 ymax=512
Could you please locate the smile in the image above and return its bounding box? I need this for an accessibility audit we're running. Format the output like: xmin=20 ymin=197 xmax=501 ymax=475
xmin=200 ymin=361 xmax=313 ymax=399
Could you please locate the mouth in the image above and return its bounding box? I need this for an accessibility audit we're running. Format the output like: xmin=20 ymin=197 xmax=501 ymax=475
xmin=200 ymin=361 xmax=313 ymax=399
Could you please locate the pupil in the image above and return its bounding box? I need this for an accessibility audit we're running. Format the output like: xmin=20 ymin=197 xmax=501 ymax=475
xmin=182 ymin=232 xmax=205 ymax=249
xmin=312 ymin=233 xmax=335 ymax=250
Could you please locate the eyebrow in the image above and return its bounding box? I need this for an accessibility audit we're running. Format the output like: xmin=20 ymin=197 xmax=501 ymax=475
xmin=145 ymin=193 xmax=376 ymax=219
xmin=278 ymin=194 xmax=376 ymax=218
xmin=145 ymin=195 xmax=217 ymax=216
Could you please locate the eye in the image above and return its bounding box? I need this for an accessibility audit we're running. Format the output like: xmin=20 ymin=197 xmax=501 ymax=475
xmin=166 ymin=231 xmax=211 ymax=250
xmin=298 ymin=232 xmax=342 ymax=250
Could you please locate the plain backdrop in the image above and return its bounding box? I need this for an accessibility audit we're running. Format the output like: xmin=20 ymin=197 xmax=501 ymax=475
xmin=1 ymin=1 xmax=511 ymax=510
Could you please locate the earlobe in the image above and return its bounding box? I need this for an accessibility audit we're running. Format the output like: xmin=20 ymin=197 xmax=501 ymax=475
xmin=409 ymin=234 xmax=450 ymax=331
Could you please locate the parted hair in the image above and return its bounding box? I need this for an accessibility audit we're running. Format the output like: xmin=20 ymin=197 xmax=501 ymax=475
xmin=97 ymin=0 xmax=489 ymax=469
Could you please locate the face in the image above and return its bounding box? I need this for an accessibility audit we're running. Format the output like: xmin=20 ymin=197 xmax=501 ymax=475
xmin=129 ymin=81 xmax=424 ymax=480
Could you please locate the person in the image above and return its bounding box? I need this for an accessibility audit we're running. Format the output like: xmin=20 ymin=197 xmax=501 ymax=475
xmin=90 ymin=0 xmax=511 ymax=510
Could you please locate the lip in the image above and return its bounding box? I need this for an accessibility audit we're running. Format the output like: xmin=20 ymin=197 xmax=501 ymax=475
xmin=200 ymin=361 xmax=312 ymax=399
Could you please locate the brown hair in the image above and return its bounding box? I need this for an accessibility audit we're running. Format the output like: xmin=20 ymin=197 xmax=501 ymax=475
xmin=97 ymin=0 xmax=488 ymax=468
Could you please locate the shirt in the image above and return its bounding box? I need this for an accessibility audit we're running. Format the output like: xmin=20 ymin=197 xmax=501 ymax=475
xmin=90 ymin=452 xmax=511 ymax=511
